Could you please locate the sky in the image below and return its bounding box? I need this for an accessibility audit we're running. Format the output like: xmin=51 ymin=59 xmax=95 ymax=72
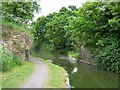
xmin=34 ymin=0 xmax=86 ymax=20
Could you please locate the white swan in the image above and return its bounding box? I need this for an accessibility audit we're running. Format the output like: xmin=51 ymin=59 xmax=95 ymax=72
xmin=72 ymin=67 xmax=78 ymax=73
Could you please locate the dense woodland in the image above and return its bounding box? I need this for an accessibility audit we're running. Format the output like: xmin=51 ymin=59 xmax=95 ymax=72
xmin=1 ymin=2 xmax=120 ymax=73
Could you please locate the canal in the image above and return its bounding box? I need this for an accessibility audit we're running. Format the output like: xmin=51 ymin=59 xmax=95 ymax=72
xmin=34 ymin=48 xmax=118 ymax=88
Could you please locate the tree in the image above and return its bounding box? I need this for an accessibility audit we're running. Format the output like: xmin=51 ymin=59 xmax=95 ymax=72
xmin=45 ymin=6 xmax=77 ymax=50
xmin=1 ymin=2 xmax=40 ymax=25
xmin=71 ymin=2 xmax=120 ymax=73
xmin=45 ymin=12 xmax=67 ymax=50
xmin=33 ymin=2 xmax=120 ymax=73
xmin=33 ymin=16 xmax=47 ymax=50
xmin=33 ymin=6 xmax=77 ymax=50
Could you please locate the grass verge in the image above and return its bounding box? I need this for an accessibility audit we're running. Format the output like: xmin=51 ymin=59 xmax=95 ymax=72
xmin=2 ymin=61 xmax=34 ymax=88
xmin=36 ymin=57 xmax=66 ymax=88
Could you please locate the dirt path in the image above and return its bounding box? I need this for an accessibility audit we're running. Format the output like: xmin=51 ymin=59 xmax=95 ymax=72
xmin=21 ymin=58 xmax=48 ymax=88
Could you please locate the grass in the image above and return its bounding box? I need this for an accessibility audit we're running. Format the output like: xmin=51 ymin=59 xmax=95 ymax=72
xmin=31 ymin=49 xmax=68 ymax=88
xmin=0 ymin=20 xmax=35 ymax=88
xmin=0 ymin=20 xmax=34 ymax=39
xmin=36 ymin=57 xmax=67 ymax=88
xmin=2 ymin=61 xmax=34 ymax=88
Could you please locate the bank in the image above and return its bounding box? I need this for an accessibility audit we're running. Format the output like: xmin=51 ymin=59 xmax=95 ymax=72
xmin=35 ymin=57 xmax=70 ymax=88
xmin=1 ymin=22 xmax=70 ymax=88
xmin=2 ymin=57 xmax=70 ymax=88
xmin=32 ymin=47 xmax=118 ymax=88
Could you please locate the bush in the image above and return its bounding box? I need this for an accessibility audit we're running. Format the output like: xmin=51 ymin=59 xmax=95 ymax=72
xmin=68 ymin=51 xmax=81 ymax=61
xmin=95 ymin=41 xmax=120 ymax=73
xmin=0 ymin=43 xmax=22 ymax=71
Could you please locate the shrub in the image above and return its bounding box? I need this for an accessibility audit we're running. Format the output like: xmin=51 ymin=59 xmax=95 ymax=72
xmin=68 ymin=51 xmax=81 ymax=61
xmin=95 ymin=41 xmax=120 ymax=73
xmin=0 ymin=43 xmax=22 ymax=71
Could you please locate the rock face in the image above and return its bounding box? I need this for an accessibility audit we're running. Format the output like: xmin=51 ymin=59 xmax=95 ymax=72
xmin=1 ymin=25 xmax=32 ymax=60
xmin=80 ymin=45 xmax=95 ymax=65
xmin=80 ymin=45 xmax=91 ymax=60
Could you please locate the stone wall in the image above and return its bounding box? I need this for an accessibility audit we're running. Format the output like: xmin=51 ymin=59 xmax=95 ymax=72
xmin=1 ymin=25 xmax=32 ymax=60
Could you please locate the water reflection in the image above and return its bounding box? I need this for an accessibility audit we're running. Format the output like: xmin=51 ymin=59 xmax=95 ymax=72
xmin=37 ymin=49 xmax=118 ymax=88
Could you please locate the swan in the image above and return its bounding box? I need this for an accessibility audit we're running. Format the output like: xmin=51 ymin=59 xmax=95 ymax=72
xmin=72 ymin=67 xmax=78 ymax=73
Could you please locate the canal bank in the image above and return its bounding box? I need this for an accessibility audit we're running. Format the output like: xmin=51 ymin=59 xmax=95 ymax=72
xmin=35 ymin=57 xmax=71 ymax=88
xmin=32 ymin=49 xmax=118 ymax=88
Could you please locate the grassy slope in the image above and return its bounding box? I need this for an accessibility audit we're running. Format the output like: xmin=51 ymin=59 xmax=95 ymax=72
xmin=1 ymin=21 xmax=67 ymax=88
xmin=37 ymin=57 xmax=66 ymax=88
xmin=0 ymin=21 xmax=35 ymax=88
xmin=0 ymin=20 xmax=34 ymax=39
xmin=2 ymin=61 xmax=34 ymax=88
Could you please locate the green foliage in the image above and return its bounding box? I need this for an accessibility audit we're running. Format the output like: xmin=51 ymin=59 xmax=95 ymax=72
xmin=33 ymin=16 xmax=47 ymax=50
xmin=1 ymin=2 xmax=40 ymax=25
xmin=68 ymin=2 xmax=119 ymax=49
xmin=68 ymin=51 xmax=81 ymax=61
xmin=95 ymin=39 xmax=120 ymax=73
xmin=31 ymin=44 xmax=55 ymax=61
xmin=74 ymin=2 xmax=120 ymax=73
xmin=33 ymin=2 xmax=120 ymax=73
xmin=0 ymin=44 xmax=22 ymax=71
xmin=45 ymin=13 xmax=67 ymax=49
xmin=33 ymin=6 xmax=77 ymax=50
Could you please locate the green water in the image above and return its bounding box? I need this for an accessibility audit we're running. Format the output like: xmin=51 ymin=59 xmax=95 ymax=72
xmin=70 ymin=63 xmax=118 ymax=88
xmin=33 ymin=49 xmax=118 ymax=88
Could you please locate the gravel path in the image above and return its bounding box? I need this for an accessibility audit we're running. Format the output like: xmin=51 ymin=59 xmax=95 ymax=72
xmin=21 ymin=58 xmax=48 ymax=88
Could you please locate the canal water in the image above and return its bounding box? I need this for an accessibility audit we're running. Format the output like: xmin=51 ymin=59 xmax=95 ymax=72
xmin=35 ymin=49 xmax=118 ymax=88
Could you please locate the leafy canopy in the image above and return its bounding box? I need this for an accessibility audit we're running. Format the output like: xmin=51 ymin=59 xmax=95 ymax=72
xmin=1 ymin=2 xmax=40 ymax=25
